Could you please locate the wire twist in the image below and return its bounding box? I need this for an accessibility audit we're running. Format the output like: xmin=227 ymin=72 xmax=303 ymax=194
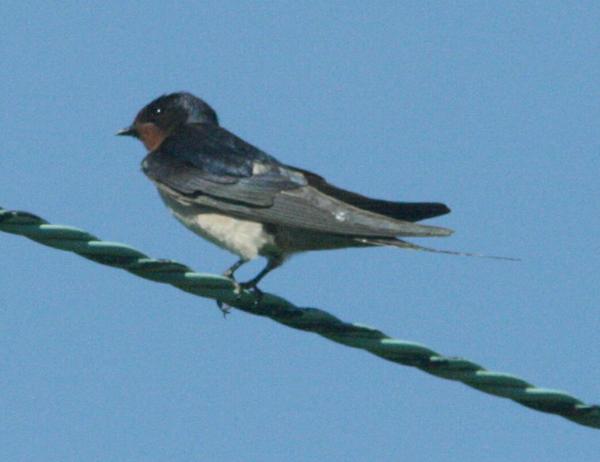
xmin=1 ymin=206 xmax=598 ymax=429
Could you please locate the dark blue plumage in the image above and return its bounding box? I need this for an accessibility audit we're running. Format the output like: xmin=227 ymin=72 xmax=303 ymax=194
xmin=118 ymin=92 xmax=458 ymax=297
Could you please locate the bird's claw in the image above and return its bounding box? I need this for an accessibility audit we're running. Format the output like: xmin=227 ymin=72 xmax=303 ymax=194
xmin=226 ymin=274 xmax=264 ymax=303
xmin=215 ymin=278 xmax=264 ymax=316
xmin=239 ymin=281 xmax=264 ymax=305
xmin=216 ymin=299 xmax=232 ymax=318
xmin=215 ymin=269 xmax=242 ymax=317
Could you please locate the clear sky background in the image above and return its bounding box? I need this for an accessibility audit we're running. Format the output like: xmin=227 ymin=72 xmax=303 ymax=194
xmin=2 ymin=2 xmax=599 ymax=461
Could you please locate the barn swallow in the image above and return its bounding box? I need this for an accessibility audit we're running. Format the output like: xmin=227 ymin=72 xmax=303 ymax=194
xmin=118 ymin=92 xmax=486 ymax=303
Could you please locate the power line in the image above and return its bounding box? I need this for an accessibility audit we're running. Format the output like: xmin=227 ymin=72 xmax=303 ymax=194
xmin=1 ymin=206 xmax=598 ymax=429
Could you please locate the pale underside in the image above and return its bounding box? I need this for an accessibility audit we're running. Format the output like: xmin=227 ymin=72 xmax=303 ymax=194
xmin=157 ymin=187 xmax=376 ymax=261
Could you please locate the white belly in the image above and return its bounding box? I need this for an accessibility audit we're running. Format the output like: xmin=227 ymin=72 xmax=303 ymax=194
xmin=157 ymin=189 xmax=275 ymax=260
xmin=183 ymin=212 xmax=274 ymax=260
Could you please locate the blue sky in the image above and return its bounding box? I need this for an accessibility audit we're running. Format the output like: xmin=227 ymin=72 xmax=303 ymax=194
xmin=2 ymin=2 xmax=599 ymax=460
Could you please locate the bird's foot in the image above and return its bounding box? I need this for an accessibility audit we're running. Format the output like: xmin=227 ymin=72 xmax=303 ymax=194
xmin=238 ymin=280 xmax=264 ymax=306
xmin=215 ymin=280 xmax=264 ymax=317
xmin=216 ymin=299 xmax=233 ymax=318
xmin=215 ymin=266 xmax=243 ymax=317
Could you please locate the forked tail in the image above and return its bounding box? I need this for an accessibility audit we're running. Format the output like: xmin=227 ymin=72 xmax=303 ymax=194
xmin=357 ymin=237 xmax=520 ymax=261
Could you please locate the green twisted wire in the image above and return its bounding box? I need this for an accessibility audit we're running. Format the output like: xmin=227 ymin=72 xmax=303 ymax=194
xmin=1 ymin=206 xmax=598 ymax=430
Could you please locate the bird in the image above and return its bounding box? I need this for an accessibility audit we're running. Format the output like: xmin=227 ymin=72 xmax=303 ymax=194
xmin=117 ymin=92 xmax=484 ymax=303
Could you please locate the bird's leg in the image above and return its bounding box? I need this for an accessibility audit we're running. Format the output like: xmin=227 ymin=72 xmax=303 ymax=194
xmin=239 ymin=256 xmax=284 ymax=302
xmin=223 ymin=258 xmax=247 ymax=281
xmin=217 ymin=256 xmax=282 ymax=314
xmin=217 ymin=258 xmax=248 ymax=316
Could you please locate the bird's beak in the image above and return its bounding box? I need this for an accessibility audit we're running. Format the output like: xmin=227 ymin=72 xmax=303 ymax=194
xmin=115 ymin=126 xmax=138 ymax=137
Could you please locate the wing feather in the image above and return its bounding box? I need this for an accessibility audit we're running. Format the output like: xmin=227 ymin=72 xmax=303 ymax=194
xmin=142 ymin=125 xmax=453 ymax=238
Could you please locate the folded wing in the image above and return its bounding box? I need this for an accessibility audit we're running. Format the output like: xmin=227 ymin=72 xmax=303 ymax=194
xmin=286 ymin=166 xmax=450 ymax=222
xmin=143 ymin=127 xmax=453 ymax=239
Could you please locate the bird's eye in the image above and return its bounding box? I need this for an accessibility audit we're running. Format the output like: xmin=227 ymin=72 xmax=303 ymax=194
xmin=154 ymin=107 xmax=162 ymax=115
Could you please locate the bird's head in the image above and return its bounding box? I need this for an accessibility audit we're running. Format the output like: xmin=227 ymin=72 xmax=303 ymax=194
xmin=117 ymin=92 xmax=219 ymax=150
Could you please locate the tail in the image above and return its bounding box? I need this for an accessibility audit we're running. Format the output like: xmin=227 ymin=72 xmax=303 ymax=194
xmin=358 ymin=237 xmax=520 ymax=261
xmin=391 ymin=222 xmax=454 ymax=238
